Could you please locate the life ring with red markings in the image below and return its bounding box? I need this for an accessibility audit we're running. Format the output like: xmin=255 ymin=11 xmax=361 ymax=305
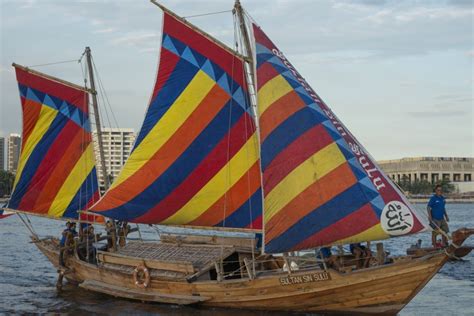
xmin=133 ymin=264 xmax=150 ymax=288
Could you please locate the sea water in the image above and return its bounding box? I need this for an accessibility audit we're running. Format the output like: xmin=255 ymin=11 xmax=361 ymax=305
xmin=0 ymin=204 xmax=472 ymax=315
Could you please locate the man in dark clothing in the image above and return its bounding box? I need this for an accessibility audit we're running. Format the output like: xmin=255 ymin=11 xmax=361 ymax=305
xmin=427 ymin=185 xmax=450 ymax=247
xmin=350 ymin=242 xmax=371 ymax=269
xmin=59 ymin=222 xmax=77 ymax=267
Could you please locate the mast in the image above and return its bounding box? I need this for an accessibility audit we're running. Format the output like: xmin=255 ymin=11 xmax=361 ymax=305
xmin=234 ymin=0 xmax=266 ymax=254
xmin=85 ymin=47 xmax=110 ymax=191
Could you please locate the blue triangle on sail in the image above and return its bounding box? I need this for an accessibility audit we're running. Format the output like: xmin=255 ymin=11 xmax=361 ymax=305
xmin=59 ymin=101 xmax=71 ymax=117
xmin=18 ymin=84 xmax=27 ymax=98
xmin=307 ymin=102 xmax=327 ymax=118
xmin=336 ymin=141 xmax=354 ymax=160
xmin=217 ymin=73 xmax=231 ymax=94
xmin=256 ymin=43 xmax=273 ymax=55
xmin=70 ymin=108 xmax=82 ymax=127
xmin=266 ymin=55 xmax=286 ymax=69
xmin=192 ymin=48 xmax=207 ymax=67
xmin=281 ymin=71 xmax=299 ymax=86
xmin=358 ymin=177 xmax=380 ymax=200
xmin=201 ymin=59 xmax=216 ymax=81
xmin=82 ymin=118 xmax=91 ymax=133
xmin=370 ymin=195 xmax=385 ymax=216
xmin=322 ymin=121 xmax=343 ymax=141
xmin=181 ymin=46 xmax=199 ymax=68
xmin=43 ymin=94 xmax=58 ymax=110
xmin=336 ymin=138 xmax=352 ymax=154
xmin=26 ymin=87 xmax=42 ymax=104
xmin=162 ymin=35 xmax=179 ymax=56
xmin=232 ymin=86 xmax=246 ymax=109
xmin=256 ymin=53 xmax=275 ymax=68
xmin=168 ymin=35 xmax=186 ymax=55
xmin=348 ymin=157 xmax=368 ymax=181
xmin=211 ymin=63 xmax=224 ymax=82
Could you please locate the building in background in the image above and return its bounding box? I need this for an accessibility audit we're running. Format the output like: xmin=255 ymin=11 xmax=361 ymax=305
xmin=7 ymin=134 xmax=21 ymax=174
xmin=0 ymin=137 xmax=4 ymax=171
xmin=378 ymin=157 xmax=474 ymax=193
xmin=93 ymin=128 xmax=136 ymax=190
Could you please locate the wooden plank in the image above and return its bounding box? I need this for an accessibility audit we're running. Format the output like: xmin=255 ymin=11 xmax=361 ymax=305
xmin=80 ymin=280 xmax=210 ymax=304
xmin=97 ymin=251 xmax=195 ymax=274
xmin=160 ymin=234 xmax=256 ymax=249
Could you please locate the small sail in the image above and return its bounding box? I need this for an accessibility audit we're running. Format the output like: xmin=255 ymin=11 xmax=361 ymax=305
xmin=90 ymin=12 xmax=262 ymax=229
xmin=7 ymin=65 xmax=100 ymax=220
xmin=0 ymin=209 xmax=14 ymax=219
xmin=252 ymin=25 xmax=430 ymax=253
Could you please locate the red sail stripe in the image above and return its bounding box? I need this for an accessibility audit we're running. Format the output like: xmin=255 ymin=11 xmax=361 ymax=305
xmin=134 ymin=113 xmax=254 ymax=223
xmin=259 ymin=90 xmax=306 ymax=142
xmin=151 ymin=47 xmax=180 ymax=101
xmin=263 ymin=124 xmax=333 ymax=193
xmin=163 ymin=13 xmax=245 ymax=87
xmin=18 ymin=121 xmax=82 ymax=212
xmin=189 ymin=161 xmax=261 ymax=227
xmin=295 ymin=203 xmax=379 ymax=250
xmin=30 ymin=126 xmax=90 ymax=212
xmin=247 ymin=215 xmax=262 ymax=230
xmin=93 ymin=84 xmax=230 ymax=211
xmin=15 ymin=68 xmax=88 ymax=113
xmin=265 ymin=163 xmax=357 ymax=243
xmin=20 ymin=98 xmax=43 ymax=151
xmin=256 ymin=62 xmax=280 ymax=89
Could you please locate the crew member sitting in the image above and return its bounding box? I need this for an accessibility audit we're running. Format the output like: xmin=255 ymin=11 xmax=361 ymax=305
xmin=350 ymin=242 xmax=372 ymax=269
xmin=317 ymin=247 xmax=339 ymax=270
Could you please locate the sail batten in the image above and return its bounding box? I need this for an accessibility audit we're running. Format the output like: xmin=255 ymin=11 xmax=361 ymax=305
xmin=90 ymin=12 xmax=262 ymax=229
xmin=8 ymin=65 xmax=100 ymax=220
xmin=252 ymin=24 xmax=429 ymax=253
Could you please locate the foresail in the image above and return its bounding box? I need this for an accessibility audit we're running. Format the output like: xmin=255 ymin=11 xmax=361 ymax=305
xmin=252 ymin=25 xmax=430 ymax=253
xmin=90 ymin=12 xmax=262 ymax=229
xmin=8 ymin=65 xmax=100 ymax=220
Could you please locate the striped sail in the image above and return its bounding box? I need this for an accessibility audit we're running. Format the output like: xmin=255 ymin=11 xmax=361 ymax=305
xmin=90 ymin=12 xmax=262 ymax=229
xmin=252 ymin=25 xmax=430 ymax=253
xmin=8 ymin=66 xmax=100 ymax=220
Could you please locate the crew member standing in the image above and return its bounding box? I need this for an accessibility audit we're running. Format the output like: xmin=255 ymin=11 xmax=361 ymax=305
xmin=427 ymin=184 xmax=450 ymax=247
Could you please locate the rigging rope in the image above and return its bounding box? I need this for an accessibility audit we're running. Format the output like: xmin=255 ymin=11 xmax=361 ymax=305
xmin=183 ymin=9 xmax=232 ymax=19
xmin=27 ymin=59 xmax=79 ymax=68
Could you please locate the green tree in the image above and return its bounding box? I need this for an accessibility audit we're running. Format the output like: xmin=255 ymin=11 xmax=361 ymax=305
xmin=0 ymin=170 xmax=15 ymax=197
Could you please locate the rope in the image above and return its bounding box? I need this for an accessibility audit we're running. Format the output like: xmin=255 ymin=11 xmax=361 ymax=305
xmin=27 ymin=59 xmax=79 ymax=68
xmin=183 ymin=9 xmax=232 ymax=19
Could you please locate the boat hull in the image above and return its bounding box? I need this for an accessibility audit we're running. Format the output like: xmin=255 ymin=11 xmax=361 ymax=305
xmin=34 ymin=239 xmax=447 ymax=315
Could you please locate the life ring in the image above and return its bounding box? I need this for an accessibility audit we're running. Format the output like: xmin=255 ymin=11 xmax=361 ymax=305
xmin=133 ymin=264 xmax=150 ymax=288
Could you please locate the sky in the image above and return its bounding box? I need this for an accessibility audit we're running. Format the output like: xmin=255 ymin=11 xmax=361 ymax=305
xmin=0 ymin=0 xmax=472 ymax=161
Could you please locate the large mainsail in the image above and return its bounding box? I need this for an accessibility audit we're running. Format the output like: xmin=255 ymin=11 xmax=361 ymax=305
xmin=252 ymin=25 xmax=430 ymax=253
xmin=90 ymin=11 xmax=262 ymax=229
xmin=7 ymin=65 xmax=100 ymax=220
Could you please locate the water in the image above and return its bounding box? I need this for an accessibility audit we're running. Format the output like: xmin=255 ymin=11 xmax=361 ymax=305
xmin=1 ymin=204 xmax=472 ymax=315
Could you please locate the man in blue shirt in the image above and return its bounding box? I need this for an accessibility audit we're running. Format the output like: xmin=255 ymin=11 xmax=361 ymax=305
xmin=427 ymin=185 xmax=449 ymax=247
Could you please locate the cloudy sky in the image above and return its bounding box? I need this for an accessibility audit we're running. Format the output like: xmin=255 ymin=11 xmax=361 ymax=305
xmin=0 ymin=0 xmax=472 ymax=161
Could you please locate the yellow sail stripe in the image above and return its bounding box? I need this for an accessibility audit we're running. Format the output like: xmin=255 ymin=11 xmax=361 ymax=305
xmin=257 ymin=74 xmax=293 ymax=115
xmin=12 ymin=104 xmax=57 ymax=191
xmin=264 ymin=142 xmax=346 ymax=222
xmin=111 ymin=70 xmax=216 ymax=189
xmin=333 ymin=224 xmax=389 ymax=245
xmin=162 ymin=134 xmax=260 ymax=224
xmin=48 ymin=143 xmax=95 ymax=217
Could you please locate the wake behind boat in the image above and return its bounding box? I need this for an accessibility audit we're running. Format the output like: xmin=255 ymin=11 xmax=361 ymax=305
xmin=5 ymin=1 xmax=473 ymax=315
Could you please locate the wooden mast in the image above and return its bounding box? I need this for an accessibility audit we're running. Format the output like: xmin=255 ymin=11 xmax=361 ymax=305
xmin=85 ymin=47 xmax=110 ymax=191
xmin=234 ymin=0 xmax=266 ymax=254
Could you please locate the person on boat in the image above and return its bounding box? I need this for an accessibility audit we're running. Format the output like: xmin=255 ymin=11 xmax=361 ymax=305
xmin=427 ymin=184 xmax=450 ymax=247
xmin=317 ymin=247 xmax=339 ymax=270
xmin=350 ymin=243 xmax=371 ymax=268
xmin=118 ymin=221 xmax=131 ymax=248
xmin=105 ymin=220 xmax=117 ymax=251
xmin=59 ymin=222 xmax=77 ymax=267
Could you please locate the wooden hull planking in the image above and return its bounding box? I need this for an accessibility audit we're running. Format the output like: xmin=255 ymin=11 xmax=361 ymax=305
xmin=34 ymin=239 xmax=448 ymax=315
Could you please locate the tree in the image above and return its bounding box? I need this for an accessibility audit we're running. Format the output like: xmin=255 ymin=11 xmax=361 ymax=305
xmin=0 ymin=170 xmax=15 ymax=197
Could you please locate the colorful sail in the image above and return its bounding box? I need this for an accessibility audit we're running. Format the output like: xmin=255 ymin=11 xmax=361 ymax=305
xmin=0 ymin=208 xmax=14 ymax=219
xmin=252 ymin=25 xmax=430 ymax=253
xmin=7 ymin=65 xmax=100 ymax=220
xmin=90 ymin=12 xmax=262 ymax=229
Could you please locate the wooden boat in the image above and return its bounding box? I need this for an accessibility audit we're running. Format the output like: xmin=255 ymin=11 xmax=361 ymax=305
xmin=5 ymin=1 xmax=473 ymax=315
xmin=407 ymin=237 xmax=474 ymax=260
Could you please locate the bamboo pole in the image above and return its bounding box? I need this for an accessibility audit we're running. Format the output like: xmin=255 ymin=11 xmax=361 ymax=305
xmin=12 ymin=63 xmax=93 ymax=94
